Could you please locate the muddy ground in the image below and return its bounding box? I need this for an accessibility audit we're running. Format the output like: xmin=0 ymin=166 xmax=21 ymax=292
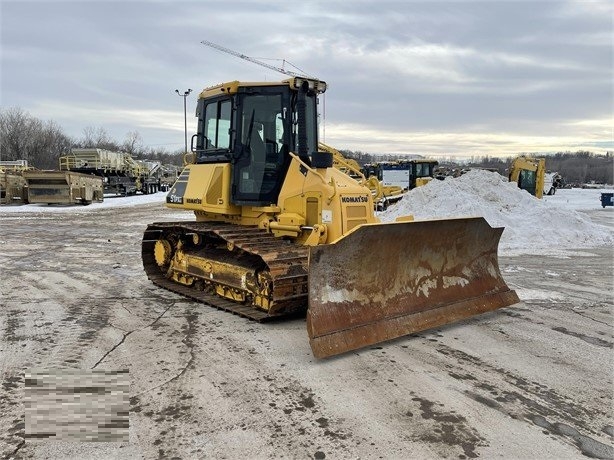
xmin=1 ymin=201 xmax=612 ymax=459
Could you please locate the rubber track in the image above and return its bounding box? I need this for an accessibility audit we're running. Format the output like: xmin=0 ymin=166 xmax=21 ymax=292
xmin=142 ymin=222 xmax=309 ymax=322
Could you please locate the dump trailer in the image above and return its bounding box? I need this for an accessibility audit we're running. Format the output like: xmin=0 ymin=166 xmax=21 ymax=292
xmin=142 ymin=78 xmax=519 ymax=358
xmin=60 ymin=149 xmax=161 ymax=196
xmin=23 ymin=170 xmax=103 ymax=205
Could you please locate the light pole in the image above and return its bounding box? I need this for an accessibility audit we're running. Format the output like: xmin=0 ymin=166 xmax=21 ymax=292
xmin=175 ymin=88 xmax=192 ymax=153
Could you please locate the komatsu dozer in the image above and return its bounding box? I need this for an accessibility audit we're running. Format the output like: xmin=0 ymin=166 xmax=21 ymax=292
xmin=142 ymin=78 xmax=519 ymax=358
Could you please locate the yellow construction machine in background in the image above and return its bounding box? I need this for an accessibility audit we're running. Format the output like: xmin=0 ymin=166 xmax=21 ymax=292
xmin=508 ymin=156 xmax=546 ymax=198
xmin=363 ymin=159 xmax=439 ymax=191
xmin=508 ymin=156 xmax=562 ymax=198
xmin=142 ymin=77 xmax=519 ymax=358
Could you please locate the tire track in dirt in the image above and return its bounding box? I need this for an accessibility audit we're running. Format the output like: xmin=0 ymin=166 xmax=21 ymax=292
xmin=433 ymin=342 xmax=614 ymax=459
xmin=125 ymin=306 xmax=361 ymax=459
xmin=0 ymin=303 xmax=55 ymax=458
xmin=0 ymin=204 xmax=181 ymax=458
xmin=0 ymin=292 xmax=179 ymax=459
xmin=328 ymin=337 xmax=492 ymax=459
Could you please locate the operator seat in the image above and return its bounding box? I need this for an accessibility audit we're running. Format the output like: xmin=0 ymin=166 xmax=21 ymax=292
xmin=250 ymin=128 xmax=266 ymax=163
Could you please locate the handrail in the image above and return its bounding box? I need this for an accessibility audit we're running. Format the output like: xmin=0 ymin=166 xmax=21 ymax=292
xmin=288 ymin=152 xmax=337 ymax=204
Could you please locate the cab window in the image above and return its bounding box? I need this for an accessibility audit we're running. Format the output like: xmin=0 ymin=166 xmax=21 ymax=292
xmin=203 ymin=100 xmax=231 ymax=150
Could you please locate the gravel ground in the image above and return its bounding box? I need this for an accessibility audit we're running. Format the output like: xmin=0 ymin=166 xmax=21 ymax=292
xmin=0 ymin=199 xmax=612 ymax=459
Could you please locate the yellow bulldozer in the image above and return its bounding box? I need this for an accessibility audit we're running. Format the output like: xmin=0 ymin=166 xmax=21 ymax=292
xmin=142 ymin=78 xmax=519 ymax=358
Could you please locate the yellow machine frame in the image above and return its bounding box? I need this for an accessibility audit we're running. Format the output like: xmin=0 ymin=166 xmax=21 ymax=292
xmin=508 ymin=156 xmax=546 ymax=199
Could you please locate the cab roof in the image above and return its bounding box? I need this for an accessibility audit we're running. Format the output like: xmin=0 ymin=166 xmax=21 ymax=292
xmin=198 ymin=77 xmax=327 ymax=99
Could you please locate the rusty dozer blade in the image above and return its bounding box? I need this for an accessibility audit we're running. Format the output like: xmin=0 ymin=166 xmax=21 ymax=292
xmin=307 ymin=217 xmax=520 ymax=358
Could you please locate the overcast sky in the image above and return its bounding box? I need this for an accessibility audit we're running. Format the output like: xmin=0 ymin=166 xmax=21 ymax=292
xmin=1 ymin=0 xmax=612 ymax=158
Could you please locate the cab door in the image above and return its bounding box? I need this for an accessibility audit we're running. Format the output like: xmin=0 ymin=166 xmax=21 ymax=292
xmin=232 ymin=89 xmax=290 ymax=206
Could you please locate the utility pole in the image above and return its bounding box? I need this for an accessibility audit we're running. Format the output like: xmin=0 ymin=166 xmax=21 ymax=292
xmin=175 ymin=89 xmax=192 ymax=153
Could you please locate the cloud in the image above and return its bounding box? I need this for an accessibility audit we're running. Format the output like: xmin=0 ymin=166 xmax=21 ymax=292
xmin=324 ymin=119 xmax=612 ymax=157
xmin=25 ymin=99 xmax=197 ymax=149
xmin=1 ymin=0 xmax=611 ymax=156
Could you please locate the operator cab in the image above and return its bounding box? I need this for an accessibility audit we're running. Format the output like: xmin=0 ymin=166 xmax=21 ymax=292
xmin=516 ymin=169 xmax=537 ymax=196
xmin=192 ymin=79 xmax=325 ymax=206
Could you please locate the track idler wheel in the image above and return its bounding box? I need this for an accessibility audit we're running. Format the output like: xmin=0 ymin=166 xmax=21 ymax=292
xmin=154 ymin=239 xmax=173 ymax=267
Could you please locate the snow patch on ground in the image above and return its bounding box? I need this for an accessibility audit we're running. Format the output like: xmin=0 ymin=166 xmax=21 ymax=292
xmin=542 ymin=186 xmax=614 ymax=211
xmin=378 ymin=170 xmax=613 ymax=255
xmin=0 ymin=192 xmax=167 ymax=213
xmin=0 ymin=192 xmax=193 ymax=223
xmin=513 ymin=288 xmax=567 ymax=301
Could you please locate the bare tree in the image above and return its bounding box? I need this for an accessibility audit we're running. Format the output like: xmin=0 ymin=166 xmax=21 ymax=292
xmin=79 ymin=126 xmax=118 ymax=150
xmin=0 ymin=107 xmax=72 ymax=168
xmin=123 ymin=130 xmax=143 ymax=156
xmin=0 ymin=107 xmax=35 ymax=162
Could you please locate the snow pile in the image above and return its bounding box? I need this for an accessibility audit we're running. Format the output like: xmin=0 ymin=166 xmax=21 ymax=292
xmin=378 ymin=170 xmax=613 ymax=254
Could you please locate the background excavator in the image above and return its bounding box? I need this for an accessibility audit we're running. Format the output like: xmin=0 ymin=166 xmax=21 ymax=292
xmin=508 ymin=156 xmax=562 ymax=198
xmin=142 ymin=77 xmax=519 ymax=358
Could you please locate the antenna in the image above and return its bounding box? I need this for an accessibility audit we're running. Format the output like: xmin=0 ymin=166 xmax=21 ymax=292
xmin=200 ymin=40 xmax=312 ymax=78
xmin=201 ymin=40 xmax=325 ymax=141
